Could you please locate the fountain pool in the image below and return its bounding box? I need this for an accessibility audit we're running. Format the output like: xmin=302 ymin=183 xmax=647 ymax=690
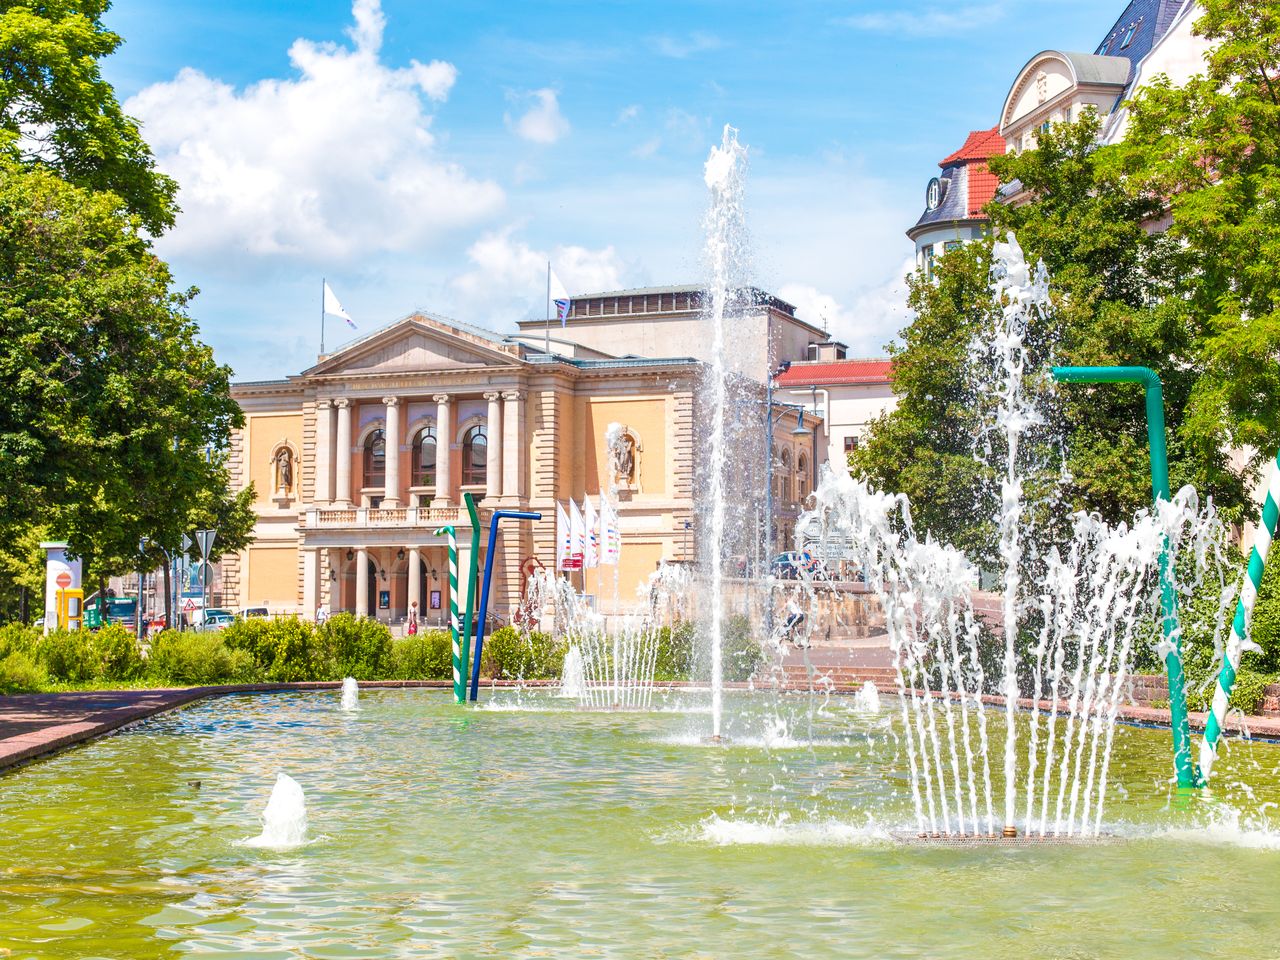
xmin=2 ymin=687 xmax=1279 ymax=958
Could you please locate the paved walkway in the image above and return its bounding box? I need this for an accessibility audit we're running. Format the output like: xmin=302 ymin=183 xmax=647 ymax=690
xmin=3 ymin=674 xmax=1278 ymax=774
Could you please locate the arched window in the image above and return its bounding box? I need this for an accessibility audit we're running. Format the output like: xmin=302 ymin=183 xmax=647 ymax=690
xmin=778 ymin=448 xmax=792 ymax=502
xmin=462 ymin=425 xmax=487 ymax=486
xmin=363 ymin=429 xmax=386 ymax=488
xmin=412 ymin=427 xmax=436 ymax=487
xmin=797 ymin=453 xmax=809 ymax=502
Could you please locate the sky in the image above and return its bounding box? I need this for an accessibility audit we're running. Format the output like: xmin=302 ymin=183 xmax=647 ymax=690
xmin=101 ymin=0 xmax=1127 ymax=381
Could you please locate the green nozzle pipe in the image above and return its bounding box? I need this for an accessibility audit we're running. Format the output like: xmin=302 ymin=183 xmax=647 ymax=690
xmin=1051 ymin=366 xmax=1200 ymax=789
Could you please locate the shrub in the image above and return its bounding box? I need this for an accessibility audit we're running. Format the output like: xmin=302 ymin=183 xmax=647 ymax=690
xmin=36 ymin=628 xmax=100 ymax=683
xmin=721 ymin=614 xmax=766 ymax=682
xmin=654 ymin=621 xmax=696 ymax=681
xmin=90 ymin=624 xmax=145 ymax=681
xmin=224 ymin=617 xmax=319 ymax=681
xmin=0 ymin=650 xmax=47 ymax=692
xmin=318 ymin=614 xmax=393 ymax=680
xmin=482 ymin=625 xmax=564 ymax=680
xmin=149 ymin=630 xmax=255 ymax=685
xmin=0 ymin=623 xmax=38 ymax=659
xmin=390 ymin=630 xmax=452 ymax=680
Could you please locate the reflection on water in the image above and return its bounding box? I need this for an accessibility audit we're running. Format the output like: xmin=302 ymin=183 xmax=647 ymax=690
xmin=1 ymin=688 xmax=1278 ymax=958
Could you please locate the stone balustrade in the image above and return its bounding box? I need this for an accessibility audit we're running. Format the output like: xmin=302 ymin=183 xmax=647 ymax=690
xmin=306 ymin=505 xmax=476 ymax=529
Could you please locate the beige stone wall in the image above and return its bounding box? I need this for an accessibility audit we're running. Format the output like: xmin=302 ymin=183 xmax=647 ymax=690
xmin=244 ymin=544 xmax=301 ymax=612
xmin=247 ymin=413 xmax=304 ymax=506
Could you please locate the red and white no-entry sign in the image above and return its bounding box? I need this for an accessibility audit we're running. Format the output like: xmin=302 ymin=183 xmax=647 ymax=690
xmin=56 ymin=572 xmax=72 ymax=589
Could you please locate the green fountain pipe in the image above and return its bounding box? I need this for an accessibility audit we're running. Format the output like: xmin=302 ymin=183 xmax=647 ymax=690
xmin=1051 ymin=366 xmax=1201 ymax=789
xmin=434 ymin=525 xmax=464 ymax=704
xmin=460 ymin=492 xmax=482 ymax=702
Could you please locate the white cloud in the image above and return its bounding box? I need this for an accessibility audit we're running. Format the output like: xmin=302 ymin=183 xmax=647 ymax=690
xmin=450 ymin=227 xmax=627 ymax=325
xmin=652 ymin=32 xmax=723 ymax=58
xmin=837 ymin=4 xmax=1005 ymax=38
xmin=126 ymin=0 xmax=503 ymax=265
xmin=616 ymin=104 xmax=641 ymax=124
xmin=506 ymin=88 xmax=570 ymax=144
xmin=632 ymin=137 xmax=662 ymax=159
xmin=778 ymin=263 xmax=915 ymax=357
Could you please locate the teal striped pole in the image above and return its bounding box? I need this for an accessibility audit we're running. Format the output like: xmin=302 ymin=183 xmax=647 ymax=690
xmin=1200 ymin=450 xmax=1280 ymax=778
xmin=435 ymin=526 xmax=463 ymax=703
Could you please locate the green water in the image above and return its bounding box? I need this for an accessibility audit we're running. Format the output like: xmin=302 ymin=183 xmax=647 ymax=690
xmin=2 ymin=687 xmax=1280 ymax=959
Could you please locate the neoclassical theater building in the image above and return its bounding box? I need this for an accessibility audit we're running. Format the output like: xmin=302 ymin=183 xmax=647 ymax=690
xmin=225 ymin=286 xmax=828 ymax=624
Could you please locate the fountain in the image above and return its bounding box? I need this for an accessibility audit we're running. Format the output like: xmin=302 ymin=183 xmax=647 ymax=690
xmin=340 ymin=677 xmax=359 ymax=711
xmin=795 ymin=234 xmax=1225 ymax=841
xmin=244 ymin=772 xmax=308 ymax=849
xmin=853 ymin=681 xmax=881 ymax=714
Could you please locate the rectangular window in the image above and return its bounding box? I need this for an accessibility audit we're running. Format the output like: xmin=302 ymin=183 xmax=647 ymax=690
xmin=944 ymin=240 xmax=962 ymax=253
xmin=844 ymin=436 xmax=860 ymax=454
xmin=924 ymin=244 xmax=936 ymax=279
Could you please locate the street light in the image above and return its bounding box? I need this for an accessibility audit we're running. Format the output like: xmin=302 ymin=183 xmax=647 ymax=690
xmin=138 ymin=536 xmax=149 ymax=641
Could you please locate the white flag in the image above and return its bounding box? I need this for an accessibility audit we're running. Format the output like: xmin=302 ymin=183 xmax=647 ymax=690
xmin=583 ymin=496 xmax=599 ymax=568
xmin=323 ymin=281 xmax=357 ymax=330
xmin=602 ymin=497 xmax=621 ymax=565
xmin=549 ymin=267 xmax=571 ymax=326
xmin=556 ymin=502 xmax=571 ymax=571
xmin=569 ymin=499 xmax=586 ymax=570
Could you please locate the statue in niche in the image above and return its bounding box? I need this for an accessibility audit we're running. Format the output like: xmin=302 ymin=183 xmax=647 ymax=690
xmin=275 ymin=447 xmax=294 ymax=494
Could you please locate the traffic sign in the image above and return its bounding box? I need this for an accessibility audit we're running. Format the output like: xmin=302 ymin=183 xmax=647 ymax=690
xmin=56 ymin=571 xmax=72 ymax=589
xmin=195 ymin=529 xmax=216 ymax=560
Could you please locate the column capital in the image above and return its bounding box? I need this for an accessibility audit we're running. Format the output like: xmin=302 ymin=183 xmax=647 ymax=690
xmin=334 ymin=397 xmax=350 ymax=409
xmin=432 ymin=393 xmax=451 ymax=405
xmin=316 ymin=398 xmax=333 ymax=410
xmin=483 ymin=391 xmax=501 ymax=402
xmin=382 ymin=395 xmax=401 ymax=408
xmin=501 ymin=390 xmax=523 ymax=401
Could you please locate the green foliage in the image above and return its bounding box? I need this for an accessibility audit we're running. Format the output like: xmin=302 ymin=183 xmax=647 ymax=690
xmin=148 ymin=629 xmax=255 ymax=686
xmin=0 ymin=156 xmax=246 ymax=586
xmin=720 ymin=614 xmax=766 ymax=683
xmin=222 ymin=617 xmax=317 ymax=682
xmin=0 ymin=649 xmax=45 ymax=692
xmin=89 ymin=623 xmax=144 ymax=680
xmin=0 ymin=0 xmax=178 ymax=233
xmin=0 ymin=621 xmax=37 ymax=657
xmin=318 ymin=613 xmax=393 ymax=681
xmin=36 ymin=628 xmax=101 ymax=682
xmin=653 ymin=621 xmax=697 ymax=681
xmin=389 ymin=630 xmax=452 ymax=681
xmin=482 ymin=625 xmax=565 ymax=680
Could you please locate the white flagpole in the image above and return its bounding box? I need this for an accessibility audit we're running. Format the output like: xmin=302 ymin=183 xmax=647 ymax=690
xmin=321 ymin=277 xmax=326 ymax=355
xmin=545 ymin=261 xmax=551 ymax=355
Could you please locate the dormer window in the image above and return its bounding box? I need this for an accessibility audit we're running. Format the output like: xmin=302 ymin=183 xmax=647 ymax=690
xmin=1120 ymin=22 xmax=1138 ymax=49
xmin=926 ymin=177 xmax=941 ymax=211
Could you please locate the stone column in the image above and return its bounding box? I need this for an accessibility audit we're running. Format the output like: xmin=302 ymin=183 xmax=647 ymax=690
xmin=314 ymin=399 xmax=333 ymax=504
xmin=383 ymin=396 xmax=401 ymax=508
xmin=484 ymin=391 xmax=503 ymax=500
xmin=335 ymin=398 xmax=353 ymax=507
xmin=302 ymin=548 xmax=320 ymax=620
xmin=433 ymin=394 xmax=453 ymax=506
xmin=355 ymin=547 xmax=369 ymax=617
xmin=502 ymin=390 xmax=523 ymax=501
xmin=407 ymin=547 xmax=421 ymax=621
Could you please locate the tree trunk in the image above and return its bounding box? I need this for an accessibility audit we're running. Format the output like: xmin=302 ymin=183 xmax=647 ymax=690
xmin=162 ymin=561 xmax=172 ymax=630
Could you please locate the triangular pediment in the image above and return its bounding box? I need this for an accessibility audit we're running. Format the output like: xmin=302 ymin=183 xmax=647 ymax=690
xmin=304 ymin=315 xmax=523 ymax=378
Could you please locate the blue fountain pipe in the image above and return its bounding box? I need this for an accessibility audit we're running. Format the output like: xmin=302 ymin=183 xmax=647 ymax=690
xmin=469 ymin=509 xmax=542 ymax=701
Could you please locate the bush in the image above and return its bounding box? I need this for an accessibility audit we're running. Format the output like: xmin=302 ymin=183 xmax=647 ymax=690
xmin=654 ymin=621 xmax=696 ymax=681
xmin=390 ymin=630 xmax=453 ymax=680
xmin=0 ymin=623 xmax=38 ymax=659
xmin=223 ymin=617 xmax=319 ymax=681
xmin=481 ymin=625 xmax=565 ymax=680
xmin=90 ymin=624 xmax=145 ymax=681
xmin=0 ymin=650 xmax=47 ymax=692
xmin=318 ymin=614 xmax=393 ymax=680
xmin=149 ymin=630 xmax=256 ymax=685
xmin=36 ymin=628 xmax=101 ymax=683
xmin=721 ymin=614 xmax=766 ymax=682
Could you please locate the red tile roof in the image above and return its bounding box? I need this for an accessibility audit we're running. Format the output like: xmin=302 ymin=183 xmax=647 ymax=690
xmin=775 ymin=359 xmax=893 ymax=386
xmin=939 ymin=126 xmax=1005 ymax=167
xmin=968 ymin=164 xmax=1001 ymax=216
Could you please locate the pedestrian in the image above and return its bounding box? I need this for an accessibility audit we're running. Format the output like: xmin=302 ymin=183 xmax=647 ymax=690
xmin=316 ymin=603 xmax=328 ymax=626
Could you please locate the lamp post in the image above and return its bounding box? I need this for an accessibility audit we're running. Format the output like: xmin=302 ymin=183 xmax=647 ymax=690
xmin=763 ymin=397 xmax=810 ymax=637
xmin=137 ymin=537 xmax=149 ymax=641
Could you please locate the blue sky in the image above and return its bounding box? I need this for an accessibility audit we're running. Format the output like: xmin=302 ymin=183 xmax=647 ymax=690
xmin=102 ymin=0 xmax=1125 ymax=381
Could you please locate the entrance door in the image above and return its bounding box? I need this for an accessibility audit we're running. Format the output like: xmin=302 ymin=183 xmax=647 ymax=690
xmin=367 ymin=558 xmax=378 ymax=620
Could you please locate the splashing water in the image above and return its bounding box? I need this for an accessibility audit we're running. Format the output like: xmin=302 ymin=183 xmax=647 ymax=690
xmin=853 ymin=681 xmax=881 ymax=715
xmin=244 ymin=772 xmax=308 ymax=849
xmin=700 ymin=124 xmax=749 ymax=740
xmin=794 ymin=235 xmax=1227 ymax=838
xmin=340 ymin=677 xmax=359 ymax=711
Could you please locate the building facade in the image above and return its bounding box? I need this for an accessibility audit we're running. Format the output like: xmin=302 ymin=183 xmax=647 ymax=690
xmin=776 ymin=356 xmax=897 ymax=470
xmin=225 ymin=291 xmax=826 ymax=624
xmin=907 ymin=127 xmax=1005 ymax=274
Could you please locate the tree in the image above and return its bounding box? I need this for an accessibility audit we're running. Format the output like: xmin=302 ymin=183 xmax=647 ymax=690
xmin=853 ymin=112 xmax=1248 ymax=563
xmin=0 ymin=0 xmax=176 ymax=234
xmin=1108 ymin=0 xmax=1280 ymax=471
xmin=0 ymin=157 xmax=244 ymax=602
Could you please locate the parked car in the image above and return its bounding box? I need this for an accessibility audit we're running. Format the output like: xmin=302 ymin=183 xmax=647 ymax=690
xmin=198 ymin=610 xmax=236 ymax=631
xmin=770 ymin=551 xmax=826 ymax=581
xmin=239 ymin=607 xmax=270 ymax=619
